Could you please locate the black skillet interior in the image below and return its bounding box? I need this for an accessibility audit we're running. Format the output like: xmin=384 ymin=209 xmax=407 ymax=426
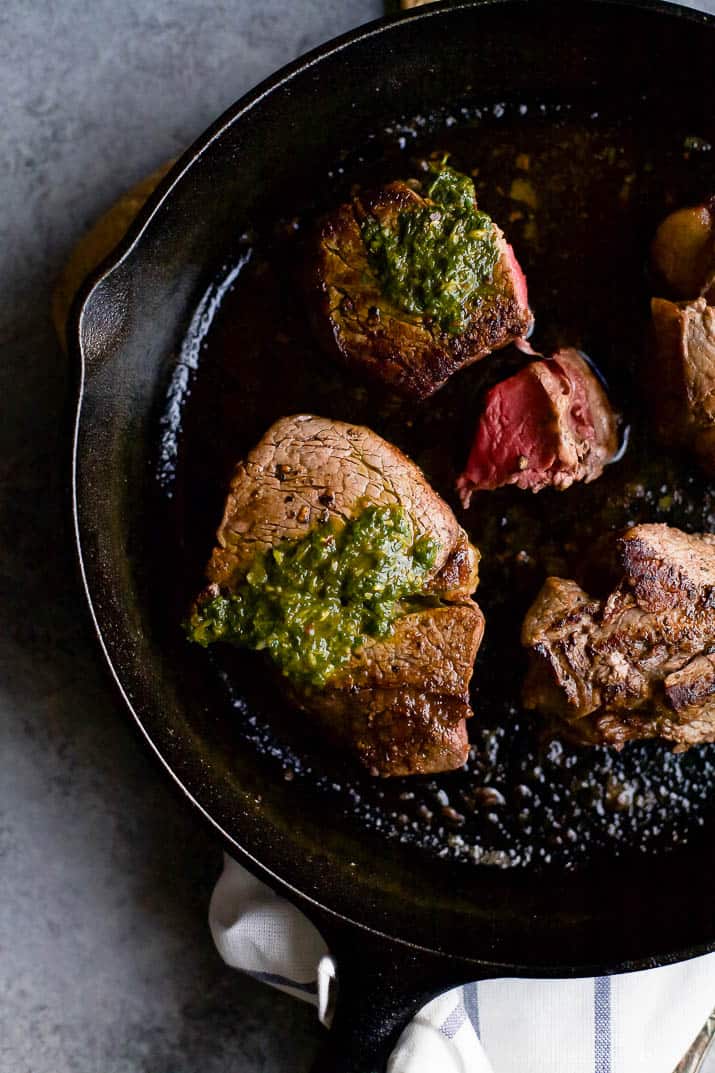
xmin=74 ymin=0 xmax=715 ymax=1016
xmin=167 ymin=32 xmax=715 ymax=883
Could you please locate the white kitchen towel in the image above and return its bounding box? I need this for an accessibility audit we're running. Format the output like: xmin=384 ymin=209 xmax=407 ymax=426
xmin=210 ymin=855 xmax=715 ymax=1072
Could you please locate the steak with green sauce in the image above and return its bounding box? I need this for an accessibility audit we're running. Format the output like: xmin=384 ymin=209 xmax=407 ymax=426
xmin=189 ymin=414 xmax=485 ymax=777
xmin=522 ymin=524 xmax=715 ymax=750
xmin=308 ymin=164 xmax=533 ymax=400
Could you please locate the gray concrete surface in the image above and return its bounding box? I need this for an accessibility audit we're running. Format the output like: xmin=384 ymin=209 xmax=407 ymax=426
xmin=2 ymin=2 xmax=715 ymax=1072
xmin=0 ymin=4 xmax=381 ymax=1072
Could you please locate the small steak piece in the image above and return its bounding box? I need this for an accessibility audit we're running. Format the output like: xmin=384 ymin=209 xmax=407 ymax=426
xmin=308 ymin=166 xmax=533 ymax=400
xmin=196 ymin=415 xmax=485 ymax=777
xmin=650 ymin=296 xmax=715 ymax=474
xmin=619 ymin=521 xmax=715 ymax=613
xmin=522 ymin=523 xmax=715 ymax=750
xmin=651 ymin=199 xmax=715 ymax=302
xmin=457 ymin=348 xmax=618 ymax=505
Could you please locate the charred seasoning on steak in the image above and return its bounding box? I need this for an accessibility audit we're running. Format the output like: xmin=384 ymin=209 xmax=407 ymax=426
xmin=522 ymin=525 xmax=715 ymax=749
xmin=159 ymin=97 xmax=715 ymax=868
xmin=307 ymin=160 xmax=533 ymax=399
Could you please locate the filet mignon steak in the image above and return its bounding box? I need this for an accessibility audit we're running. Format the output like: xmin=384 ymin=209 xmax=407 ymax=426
xmin=457 ymin=348 xmax=618 ymax=505
xmin=196 ymin=415 xmax=485 ymax=777
xmin=522 ymin=524 xmax=715 ymax=750
xmin=307 ymin=171 xmax=533 ymax=400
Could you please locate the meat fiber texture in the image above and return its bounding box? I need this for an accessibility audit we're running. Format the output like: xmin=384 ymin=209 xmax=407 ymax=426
xmin=308 ymin=180 xmax=533 ymax=400
xmin=457 ymin=348 xmax=618 ymax=505
xmin=650 ymin=297 xmax=715 ymax=474
xmin=521 ymin=523 xmax=715 ymax=750
xmin=202 ymin=415 xmax=484 ymax=777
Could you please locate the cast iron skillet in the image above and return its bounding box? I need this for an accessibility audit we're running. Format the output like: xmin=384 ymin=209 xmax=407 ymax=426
xmin=72 ymin=2 xmax=715 ymax=1069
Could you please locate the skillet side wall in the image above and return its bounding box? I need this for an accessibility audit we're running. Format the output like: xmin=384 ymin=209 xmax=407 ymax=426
xmin=74 ymin=0 xmax=715 ymax=971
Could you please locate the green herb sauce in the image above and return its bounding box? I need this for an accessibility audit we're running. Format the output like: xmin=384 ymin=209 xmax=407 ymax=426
xmin=187 ymin=505 xmax=439 ymax=689
xmin=361 ymin=163 xmax=498 ymax=334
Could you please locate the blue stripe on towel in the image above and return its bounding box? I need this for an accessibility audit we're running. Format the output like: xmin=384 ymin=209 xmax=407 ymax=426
xmin=440 ymin=1003 xmax=467 ymax=1039
xmin=594 ymin=976 xmax=612 ymax=1073
xmin=464 ymin=982 xmax=481 ymax=1039
xmin=247 ymin=969 xmax=318 ymax=995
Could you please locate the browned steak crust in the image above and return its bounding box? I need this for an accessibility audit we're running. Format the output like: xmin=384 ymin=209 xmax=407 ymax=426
xmin=522 ymin=524 xmax=715 ymax=751
xmin=307 ymin=180 xmax=533 ymax=400
xmin=202 ymin=415 xmax=484 ymax=776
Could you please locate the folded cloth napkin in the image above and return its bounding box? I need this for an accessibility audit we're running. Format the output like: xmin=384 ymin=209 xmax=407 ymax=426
xmin=210 ymin=854 xmax=715 ymax=1073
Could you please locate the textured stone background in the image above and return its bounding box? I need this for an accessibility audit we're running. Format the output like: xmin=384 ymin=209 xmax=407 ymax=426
xmin=0 ymin=4 xmax=381 ymax=1072
xmin=2 ymin=2 xmax=714 ymax=1072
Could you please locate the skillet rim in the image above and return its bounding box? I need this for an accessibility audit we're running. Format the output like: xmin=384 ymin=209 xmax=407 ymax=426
xmin=67 ymin=0 xmax=714 ymax=329
xmin=71 ymin=0 xmax=715 ymax=974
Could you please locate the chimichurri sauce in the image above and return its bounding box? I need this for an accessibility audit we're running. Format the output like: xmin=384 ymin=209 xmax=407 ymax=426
xmin=186 ymin=505 xmax=439 ymax=689
xmin=361 ymin=163 xmax=498 ymax=334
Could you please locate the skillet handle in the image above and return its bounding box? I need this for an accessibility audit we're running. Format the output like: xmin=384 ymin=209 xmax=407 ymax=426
xmin=310 ymin=922 xmax=481 ymax=1073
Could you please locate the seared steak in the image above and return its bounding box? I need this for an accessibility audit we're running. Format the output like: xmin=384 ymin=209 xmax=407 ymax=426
xmin=308 ymin=173 xmax=533 ymax=400
xmin=522 ymin=524 xmax=715 ymax=750
xmin=649 ymin=296 xmax=715 ymax=474
xmin=287 ymin=603 xmax=481 ymax=777
xmin=651 ymin=199 xmax=715 ymax=303
xmin=620 ymin=522 xmax=715 ymax=612
xmin=200 ymin=415 xmax=484 ymax=776
xmin=457 ymin=349 xmax=618 ymax=505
